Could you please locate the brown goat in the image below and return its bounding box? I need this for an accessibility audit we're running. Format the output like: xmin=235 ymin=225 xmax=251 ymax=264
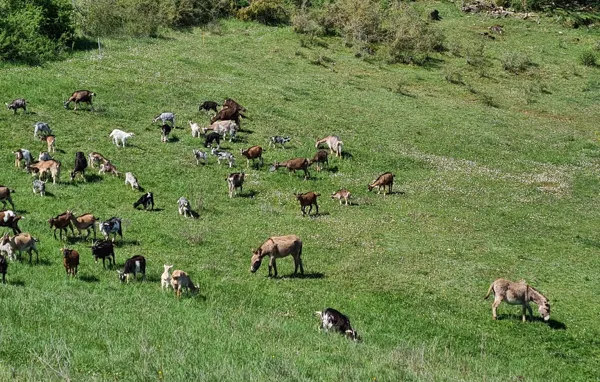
xmin=272 ymin=158 xmax=310 ymax=180
xmin=1 ymin=233 xmax=39 ymax=263
xmin=295 ymin=192 xmax=320 ymax=216
xmin=27 ymin=159 xmax=61 ymax=183
xmin=13 ymin=149 xmax=32 ymax=168
xmin=62 ymin=248 xmax=80 ymax=277
xmin=368 ymin=172 xmax=394 ymax=196
xmin=40 ymin=135 xmax=56 ymax=153
xmin=227 ymin=173 xmax=245 ymax=198
xmin=250 ymin=235 xmax=303 ymax=277
xmin=331 ymin=189 xmax=351 ymax=206
xmin=170 ymin=270 xmax=199 ymax=297
xmin=0 ymin=186 xmax=16 ymax=210
xmin=211 ymin=104 xmax=246 ymax=126
xmin=69 ymin=213 xmax=98 ymax=240
xmin=64 ymin=90 xmax=95 ymax=111
xmin=309 ymin=150 xmax=329 ymax=172
xmin=315 ymin=136 xmax=343 ymax=157
xmin=240 ymin=146 xmax=263 ymax=168
xmin=223 ymin=98 xmax=246 ymax=112
xmin=99 ymin=161 xmax=119 ymax=176
xmin=0 ymin=210 xmax=22 ymax=234
xmin=88 ymin=152 xmax=109 ymax=168
xmin=48 ymin=211 xmax=75 ymax=240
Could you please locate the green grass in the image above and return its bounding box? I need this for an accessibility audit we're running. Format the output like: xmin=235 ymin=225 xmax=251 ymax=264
xmin=1 ymin=5 xmax=600 ymax=380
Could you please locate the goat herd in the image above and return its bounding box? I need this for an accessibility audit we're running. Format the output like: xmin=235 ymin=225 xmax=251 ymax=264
xmin=2 ymin=91 xmax=551 ymax=342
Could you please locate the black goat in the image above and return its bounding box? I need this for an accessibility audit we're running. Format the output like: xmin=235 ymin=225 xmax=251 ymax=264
xmin=91 ymin=240 xmax=115 ymax=268
xmin=133 ymin=192 xmax=154 ymax=210
xmin=199 ymin=101 xmax=219 ymax=113
xmin=70 ymin=151 xmax=88 ymax=182
xmin=315 ymin=308 xmax=359 ymax=341
xmin=204 ymin=132 xmax=221 ymax=148
xmin=0 ymin=255 xmax=7 ymax=283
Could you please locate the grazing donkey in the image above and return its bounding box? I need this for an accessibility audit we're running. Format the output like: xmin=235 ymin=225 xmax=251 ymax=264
xmin=250 ymin=235 xmax=303 ymax=277
xmin=484 ymin=278 xmax=550 ymax=322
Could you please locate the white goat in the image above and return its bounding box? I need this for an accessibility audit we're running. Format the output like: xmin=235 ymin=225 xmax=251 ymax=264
xmin=178 ymin=197 xmax=192 ymax=218
xmin=125 ymin=172 xmax=139 ymax=190
xmin=161 ymin=264 xmax=173 ymax=289
xmin=209 ymin=120 xmax=238 ymax=142
xmin=153 ymin=112 xmax=175 ymax=127
xmin=189 ymin=121 xmax=202 ymax=138
xmin=38 ymin=152 xmax=52 ymax=161
xmin=109 ymin=129 xmax=135 ymax=147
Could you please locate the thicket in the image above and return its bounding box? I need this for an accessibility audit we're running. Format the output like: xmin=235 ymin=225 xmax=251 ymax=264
xmin=0 ymin=0 xmax=75 ymax=65
xmin=292 ymin=0 xmax=445 ymax=65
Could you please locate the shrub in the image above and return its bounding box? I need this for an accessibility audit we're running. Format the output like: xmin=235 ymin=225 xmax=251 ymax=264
xmin=0 ymin=0 xmax=75 ymax=65
xmin=579 ymin=50 xmax=597 ymax=67
xmin=237 ymin=0 xmax=290 ymax=25
xmin=502 ymin=52 xmax=532 ymax=74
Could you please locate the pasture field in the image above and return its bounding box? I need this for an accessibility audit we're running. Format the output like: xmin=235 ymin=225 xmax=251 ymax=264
xmin=1 ymin=4 xmax=600 ymax=380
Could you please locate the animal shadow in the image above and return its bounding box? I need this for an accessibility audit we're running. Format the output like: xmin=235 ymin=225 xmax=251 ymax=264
xmin=79 ymin=274 xmax=100 ymax=283
xmin=8 ymin=279 xmax=25 ymax=287
xmin=84 ymin=174 xmax=103 ymax=183
xmin=189 ymin=211 xmax=201 ymax=219
xmin=309 ymin=212 xmax=330 ymax=218
xmin=145 ymin=274 xmax=161 ymax=283
xmin=145 ymin=208 xmax=164 ymax=212
xmin=289 ymin=272 xmax=325 ymax=279
xmin=27 ymin=259 xmax=52 ymax=266
xmin=66 ymin=236 xmax=96 ymax=244
xmin=168 ymin=136 xmax=180 ymax=143
xmin=326 ymin=166 xmax=339 ymax=173
xmin=341 ymin=152 xmax=353 ymax=160
xmin=535 ymin=317 xmax=567 ymax=330
xmin=240 ymin=190 xmax=259 ymax=198
xmin=42 ymin=191 xmax=55 ymax=197
xmin=114 ymin=239 xmax=141 ymax=247
xmin=56 ymin=148 xmax=67 ymax=154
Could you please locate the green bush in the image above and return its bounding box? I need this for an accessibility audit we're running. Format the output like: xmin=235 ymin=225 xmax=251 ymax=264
xmin=0 ymin=0 xmax=75 ymax=64
xmin=237 ymin=0 xmax=290 ymax=26
xmin=502 ymin=52 xmax=533 ymax=73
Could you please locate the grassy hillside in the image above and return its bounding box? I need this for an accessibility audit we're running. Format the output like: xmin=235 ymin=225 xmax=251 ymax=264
xmin=1 ymin=4 xmax=600 ymax=380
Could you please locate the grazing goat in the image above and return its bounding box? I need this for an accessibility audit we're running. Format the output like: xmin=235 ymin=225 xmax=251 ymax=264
xmin=125 ymin=172 xmax=140 ymax=190
xmin=223 ymin=98 xmax=246 ymax=112
xmin=206 ymin=120 xmax=238 ymax=142
xmin=13 ymin=149 xmax=33 ymax=168
xmin=170 ymin=270 xmax=199 ymax=297
xmin=331 ymin=189 xmax=351 ymax=206
xmin=133 ymin=192 xmax=154 ymax=210
xmin=99 ymin=161 xmax=119 ymax=176
xmin=27 ymin=160 xmax=61 ymax=184
xmin=309 ymin=150 xmax=329 ymax=172
xmin=70 ymin=151 xmax=88 ymax=182
xmin=153 ymin=112 xmax=176 ymax=127
xmin=0 ymin=255 xmax=7 ymax=283
xmin=62 ymin=248 xmax=80 ymax=278
xmin=178 ymin=197 xmax=192 ymax=218
xmin=38 ymin=152 xmax=52 ymax=161
xmin=118 ymin=255 xmax=146 ymax=283
xmin=69 ymin=213 xmax=98 ymax=240
xmin=269 ymin=136 xmax=291 ymax=148
xmin=32 ymin=179 xmax=46 ymax=197
xmin=40 ymin=135 xmax=56 ymax=153
xmin=88 ymin=152 xmax=109 ymax=168
xmin=315 ymin=308 xmax=359 ymax=341
xmin=161 ymin=264 xmax=173 ymax=289
xmin=91 ymin=240 xmax=115 ymax=268
xmin=368 ymin=172 xmax=394 ymax=196
xmin=211 ymin=104 xmax=245 ymax=126
xmin=204 ymin=132 xmax=221 ymax=149
xmin=240 ymin=146 xmax=263 ymax=168
xmin=295 ymin=192 xmax=320 ymax=216
xmin=271 ymin=158 xmax=310 ymax=180
xmin=64 ymin=90 xmax=95 ymax=111
xmin=315 ymin=136 xmax=343 ymax=158
xmin=6 ymin=98 xmax=26 ymax=114
xmin=193 ymin=149 xmax=208 ymax=165
xmin=199 ymin=101 xmax=219 ymax=113
xmin=33 ymin=122 xmax=52 ymax=138
xmin=484 ymin=278 xmax=550 ymax=322
xmin=1 ymin=233 xmax=39 ymax=264
xmin=0 ymin=186 xmax=16 ymax=210
xmin=109 ymin=129 xmax=135 ymax=147
xmin=189 ymin=121 xmax=202 ymax=138
xmin=48 ymin=211 xmax=75 ymax=240
xmin=250 ymin=235 xmax=303 ymax=277
xmin=99 ymin=217 xmax=123 ymax=241
xmin=0 ymin=210 xmax=22 ymax=234
xmin=160 ymin=124 xmax=172 ymax=143
xmin=227 ymin=173 xmax=245 ymax=198
xmin=211 ymin=148 xmax=235 ymax=168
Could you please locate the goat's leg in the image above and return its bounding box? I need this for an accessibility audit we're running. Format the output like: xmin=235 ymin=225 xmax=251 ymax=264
xmin=492 ymin=299 xmax=501 ymax=320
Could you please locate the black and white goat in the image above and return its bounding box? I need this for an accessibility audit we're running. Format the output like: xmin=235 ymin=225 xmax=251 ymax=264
xmin=70 ymin=151 xmax=88 ymax=182
xmin=32 ymin=179 xmax=46 ymax=196
xmin=6 ymin=99 xmax=26 ymax=114
xmin=193 ymin=149 xmax=208 ymax=165
xmin=211 ymin=148 xmax=235 ymax=168
xmin=33 ymin=122 xmax=52 ymax=138
xmin=269 ymin=136 xmax=291 ymax=147
xmin=133 ymin=192 xmax=154 ymax=210
xmin=153 ymin=112 xmax=175 ymax=127
xmin=118 ymin=255 xmax=146 ymax=283
xmin=204 ymin=132 xmax=221 ymax=149
xmin=160 ymin=124 xmax=172 ymax=143
xmin=178 ymin=197 xmax=192 ymax=218
xmin=99 ymin=217 xmax=123 ymax=241
xmin=315 ymin=308 xmax=359 ymax=341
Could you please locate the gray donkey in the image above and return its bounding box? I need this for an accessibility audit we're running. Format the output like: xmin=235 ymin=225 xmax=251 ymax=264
xmin=484 ymin=278 xmax=550 ymax=322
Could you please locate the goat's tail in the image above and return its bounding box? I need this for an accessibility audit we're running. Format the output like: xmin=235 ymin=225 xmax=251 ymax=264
xmin=483 ymin=283 xmax=494 ymax=300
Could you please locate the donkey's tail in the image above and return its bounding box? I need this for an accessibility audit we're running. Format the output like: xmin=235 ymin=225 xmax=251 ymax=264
xmin=483 ymin=283 xmax=494 ymax=300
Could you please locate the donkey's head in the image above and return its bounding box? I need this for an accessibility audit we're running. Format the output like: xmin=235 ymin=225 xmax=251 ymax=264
xmin=538 ymin=300 xmax=550 ymax=321
xmin=250 ymin=248 xmax=263 ymax=273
